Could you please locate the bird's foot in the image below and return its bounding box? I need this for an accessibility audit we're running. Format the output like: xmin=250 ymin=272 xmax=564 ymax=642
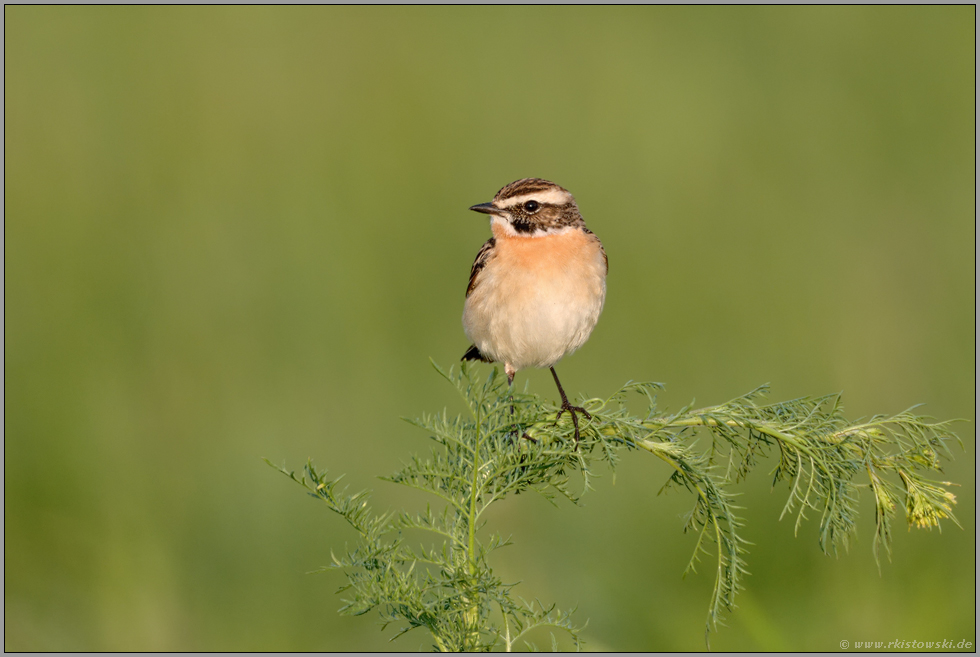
xmin=506 ymin=422 xmax=537 ymax=445
xmin=507 ymin=394 xmax=536 ymax=442
xmin=555 ymin=402 xmax=592 ymax=444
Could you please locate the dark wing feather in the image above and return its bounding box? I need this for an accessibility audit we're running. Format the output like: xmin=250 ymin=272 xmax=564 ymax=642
xmin=466 ymin=237 xmax=496 ymax=297
xmin=462 ymin=344 xmax=493 ymax=363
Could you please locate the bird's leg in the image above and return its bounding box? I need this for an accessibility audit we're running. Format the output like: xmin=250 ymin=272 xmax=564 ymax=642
xmin=507 ymin=364 xmax=537 ymax=444
xmin=551 ymin=367 xmax=591 ymax=444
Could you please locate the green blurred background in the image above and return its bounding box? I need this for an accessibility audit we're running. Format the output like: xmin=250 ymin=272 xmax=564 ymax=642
xmin=4 ymin=6 xmax=975 ymax=651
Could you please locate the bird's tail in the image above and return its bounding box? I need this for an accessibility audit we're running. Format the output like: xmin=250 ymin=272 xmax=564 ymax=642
xmin=462 ymin=344 xmax=493 ymax=363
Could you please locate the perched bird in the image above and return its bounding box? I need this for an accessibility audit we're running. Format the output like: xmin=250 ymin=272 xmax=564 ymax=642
xmin=461 ymin=178 xmax=608 ymax=441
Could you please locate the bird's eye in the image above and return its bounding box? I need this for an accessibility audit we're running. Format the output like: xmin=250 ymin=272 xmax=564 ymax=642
xmin=524 ymin=201 xmax=540 ymax=213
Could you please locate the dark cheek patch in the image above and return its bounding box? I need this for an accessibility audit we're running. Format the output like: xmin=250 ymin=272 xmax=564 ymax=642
xmin=510 ymin=219 xmax=536 ymax=234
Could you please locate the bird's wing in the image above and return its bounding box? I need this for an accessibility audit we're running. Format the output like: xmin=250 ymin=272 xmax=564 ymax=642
xmin=584 ymin=228 xmax=608 ymax=274
xmin=466 ymin=237 xmax=496 ymax=297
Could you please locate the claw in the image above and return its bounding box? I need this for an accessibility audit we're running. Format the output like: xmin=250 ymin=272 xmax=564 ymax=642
xmin=549 ymin=366 xmax=593 ymax=445
xmin=557 ymin=401 xmax=590 ymax=444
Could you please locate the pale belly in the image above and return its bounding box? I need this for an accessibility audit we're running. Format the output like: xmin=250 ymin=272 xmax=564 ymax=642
xmin=462 ymin=231 xmax=606 ymax=372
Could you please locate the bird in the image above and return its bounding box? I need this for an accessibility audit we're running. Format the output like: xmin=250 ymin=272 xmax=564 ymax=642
xmin=461 ymin=178 xmax=608 ymax=442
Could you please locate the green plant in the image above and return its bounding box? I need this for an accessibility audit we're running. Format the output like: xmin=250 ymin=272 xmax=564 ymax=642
xmin=269 ymin=362 xmax=962 ymax=651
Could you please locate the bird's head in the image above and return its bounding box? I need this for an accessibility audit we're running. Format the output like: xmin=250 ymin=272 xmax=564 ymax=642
xmin=469 ymin=178 xmax=585 ymax=237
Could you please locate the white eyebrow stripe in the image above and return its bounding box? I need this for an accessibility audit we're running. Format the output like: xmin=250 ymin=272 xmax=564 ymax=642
xmin=497 ymin=188 xmax=573 ymax=208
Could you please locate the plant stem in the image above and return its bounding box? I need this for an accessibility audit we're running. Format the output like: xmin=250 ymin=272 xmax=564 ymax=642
xmin=463 ymin=389 xmax=484 ymax=650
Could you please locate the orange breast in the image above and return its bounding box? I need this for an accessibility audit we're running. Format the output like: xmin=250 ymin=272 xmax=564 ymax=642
xmin=491 ymin=226 xmax=604 ymax=277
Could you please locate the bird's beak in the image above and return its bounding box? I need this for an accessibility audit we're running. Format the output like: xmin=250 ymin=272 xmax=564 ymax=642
xmin=469 ymin=202 xmax=500 ymax=216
